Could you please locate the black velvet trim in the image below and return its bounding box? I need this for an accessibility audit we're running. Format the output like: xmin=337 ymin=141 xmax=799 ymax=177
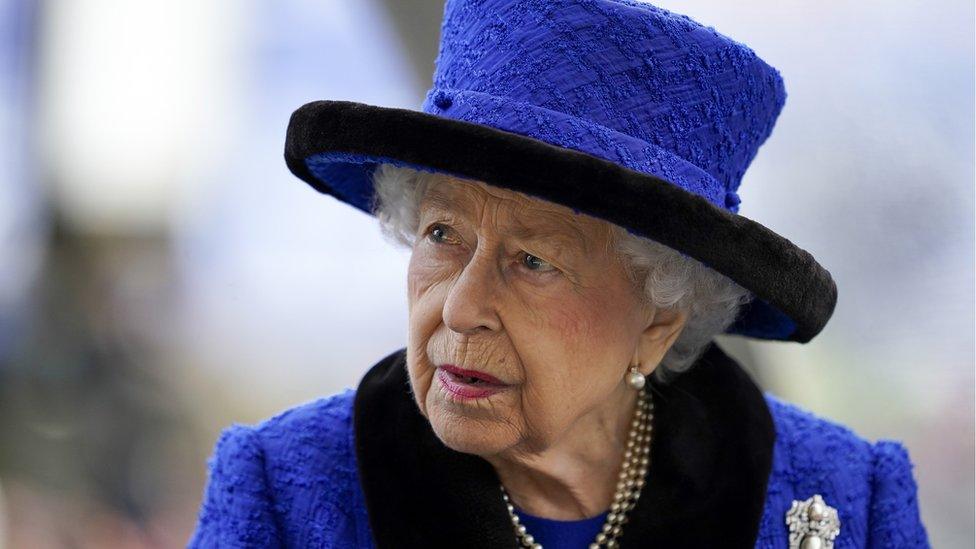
xmin=352 ymin=341 xmax=775 ymax=548
xmin=284 ymin=100 xmax=837 ymax=343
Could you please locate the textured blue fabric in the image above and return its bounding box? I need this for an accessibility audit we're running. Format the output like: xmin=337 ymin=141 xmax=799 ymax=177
xmin=513 ymin=506 xmax=609 ymax=548
xmin=308 ymin=0 xmax=785 ymax=215
xmin=302 ymin=0 xmax=800 ymax=341
xmin=188 ymin=389 xmax=930 ymax=548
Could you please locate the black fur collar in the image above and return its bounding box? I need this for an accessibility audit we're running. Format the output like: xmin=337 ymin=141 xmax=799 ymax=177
xmin=352 ymin=341 xmax=774 ymax=548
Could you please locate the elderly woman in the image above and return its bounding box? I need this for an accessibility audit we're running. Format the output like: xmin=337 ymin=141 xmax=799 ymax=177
xmin=189 ymin=1 xmax=929 ymax=547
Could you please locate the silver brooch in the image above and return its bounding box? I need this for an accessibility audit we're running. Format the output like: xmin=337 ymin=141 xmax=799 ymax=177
xmin=785 ymin=494 xmax=841 ymax=549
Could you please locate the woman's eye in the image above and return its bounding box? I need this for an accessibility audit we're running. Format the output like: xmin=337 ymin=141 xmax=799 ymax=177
xmin=520 ymin=252 xmax=556 ymax=273
xmin=426 ymin=223 xmax=454 ymax=244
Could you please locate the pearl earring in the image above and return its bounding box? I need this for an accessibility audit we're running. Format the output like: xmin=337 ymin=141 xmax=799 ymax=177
xmin=626 ymin=364 xmax=646 ymax=390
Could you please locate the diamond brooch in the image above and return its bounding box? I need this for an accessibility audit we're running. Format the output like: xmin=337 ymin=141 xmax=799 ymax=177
xmin=785 ymin=493 xmax=841 ymax=549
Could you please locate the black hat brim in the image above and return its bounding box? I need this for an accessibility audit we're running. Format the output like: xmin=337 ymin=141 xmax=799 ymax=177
xmin=284 ymin=100 xmax=837 ymax=343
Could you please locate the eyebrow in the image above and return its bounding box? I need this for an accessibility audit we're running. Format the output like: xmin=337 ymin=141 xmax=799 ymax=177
xmin=419 ymin=190 xmax=462 ymax=218
xmin=419 ymin=190 xmax=591 ymax=256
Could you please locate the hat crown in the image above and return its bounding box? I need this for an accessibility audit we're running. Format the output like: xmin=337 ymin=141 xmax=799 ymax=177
xmin=423 ymin=0 xmax=787 ymax=211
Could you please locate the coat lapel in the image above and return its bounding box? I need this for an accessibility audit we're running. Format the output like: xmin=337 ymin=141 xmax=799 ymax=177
xmin=353 ymin=340 xmax=775 ymax=548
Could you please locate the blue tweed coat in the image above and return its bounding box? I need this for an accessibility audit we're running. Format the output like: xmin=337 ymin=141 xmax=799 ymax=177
xmin=188 ymin=343 xmax=929 ymax=548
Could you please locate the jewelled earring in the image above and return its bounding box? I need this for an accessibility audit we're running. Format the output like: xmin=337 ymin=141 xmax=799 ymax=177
xmin=626 ymin=364 xmax=646 ymax=390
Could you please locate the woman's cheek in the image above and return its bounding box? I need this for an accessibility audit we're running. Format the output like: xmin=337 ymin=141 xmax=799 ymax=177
xmin=406 ymin=348 xmax=436 ymax=419
xmin=517 ymin=286 xmax=591 ymax=348
xmin=407 ymin=257 xmax=457 ymax=416
xmin=409 ymin=247 xmax=460 ymax=296
xmin=537 ymin=292 xmax=621 ymax=394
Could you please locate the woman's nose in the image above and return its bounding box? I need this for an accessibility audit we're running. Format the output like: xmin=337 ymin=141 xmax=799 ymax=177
xmin=441 ymin=248 xmax=503 ymax=335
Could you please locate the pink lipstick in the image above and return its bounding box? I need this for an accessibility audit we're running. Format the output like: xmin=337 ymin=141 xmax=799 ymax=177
xmin=437 ymin=364 xmax=509 ymax=399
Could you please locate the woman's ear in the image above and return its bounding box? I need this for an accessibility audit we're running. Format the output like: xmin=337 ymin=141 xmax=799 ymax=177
xmin=635 ymin=307 xmax=688 ymax=376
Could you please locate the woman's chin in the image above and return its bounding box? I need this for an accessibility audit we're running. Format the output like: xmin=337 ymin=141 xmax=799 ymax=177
xmin=428 ymin=412 xmax=511 ymax=456
xmin=425 ymin=393 xmax=517 ymax=456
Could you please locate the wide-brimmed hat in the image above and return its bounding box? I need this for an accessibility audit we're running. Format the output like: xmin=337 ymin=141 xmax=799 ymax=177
xmin=284 ymin=0 xmax=837 ymax=343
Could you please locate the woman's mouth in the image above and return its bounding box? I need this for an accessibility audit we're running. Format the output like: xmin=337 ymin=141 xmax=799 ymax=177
xmin=439 ymin=364 xmax=504 ymax=383
xmin=437 ymin=364 xmax=508 ymax=399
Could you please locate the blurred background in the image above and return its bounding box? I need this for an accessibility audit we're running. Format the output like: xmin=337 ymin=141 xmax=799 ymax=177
xmin=0 ymin=0 xmax=972 ymax=546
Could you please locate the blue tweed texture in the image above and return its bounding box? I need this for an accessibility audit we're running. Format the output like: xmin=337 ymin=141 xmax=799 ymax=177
xmin=188 ymin=389 xmax=930 ymax=548
xmin=308 ymin=0 xmax=786 ymax=215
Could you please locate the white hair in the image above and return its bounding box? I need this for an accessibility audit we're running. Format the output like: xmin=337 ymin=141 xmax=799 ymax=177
xmin=369 ymin=163 xmax=754 ymax=384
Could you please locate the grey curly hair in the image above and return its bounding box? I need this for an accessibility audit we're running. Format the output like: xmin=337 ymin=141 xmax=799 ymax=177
xmin=369 ymin=163 xmax=754 ymax=384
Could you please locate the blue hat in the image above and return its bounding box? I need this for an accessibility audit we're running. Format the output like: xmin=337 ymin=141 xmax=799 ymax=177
xmin=284 ymin=0 xmax=837 ymax=343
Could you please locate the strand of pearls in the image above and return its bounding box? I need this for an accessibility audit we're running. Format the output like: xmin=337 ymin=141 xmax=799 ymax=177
xmin=500 ymin=386 xmax=654 ymax=549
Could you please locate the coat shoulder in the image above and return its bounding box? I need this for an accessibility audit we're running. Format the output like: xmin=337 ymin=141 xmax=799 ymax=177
xmin=252 ymin=387 xmax=358 ymax=447
xmin=189 ymin=421 xmax=285 ymax=547
xmin=251 ymin=385 xmax=361 ymax=483
xmin=252 ymin=388 xmax=372 ymax=547
xmin=763 ymin=391 xmax=875 ymax=457
xmin=250 ymin=387 xmax=360 ymax=489
xmin=189 ymin=388 xmax=371 ymax=548
xmin=757 ymin=392 xmax=930 ymax=548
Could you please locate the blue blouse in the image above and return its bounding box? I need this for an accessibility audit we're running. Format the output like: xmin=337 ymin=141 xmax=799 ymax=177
xmin=514 ymin=506 xmax=609 ymax=548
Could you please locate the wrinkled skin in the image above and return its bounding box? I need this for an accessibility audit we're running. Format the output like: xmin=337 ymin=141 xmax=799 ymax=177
xmin=405 ymin=174 xmax=688 ymax=519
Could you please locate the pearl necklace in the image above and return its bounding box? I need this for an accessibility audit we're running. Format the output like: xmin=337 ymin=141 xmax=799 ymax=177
xmin=500 ymin=386 xmax=654 ymax=549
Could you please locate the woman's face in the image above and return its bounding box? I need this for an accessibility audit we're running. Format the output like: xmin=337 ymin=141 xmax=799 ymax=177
xmin=406 ymin=175 xmax=681 ymax=457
